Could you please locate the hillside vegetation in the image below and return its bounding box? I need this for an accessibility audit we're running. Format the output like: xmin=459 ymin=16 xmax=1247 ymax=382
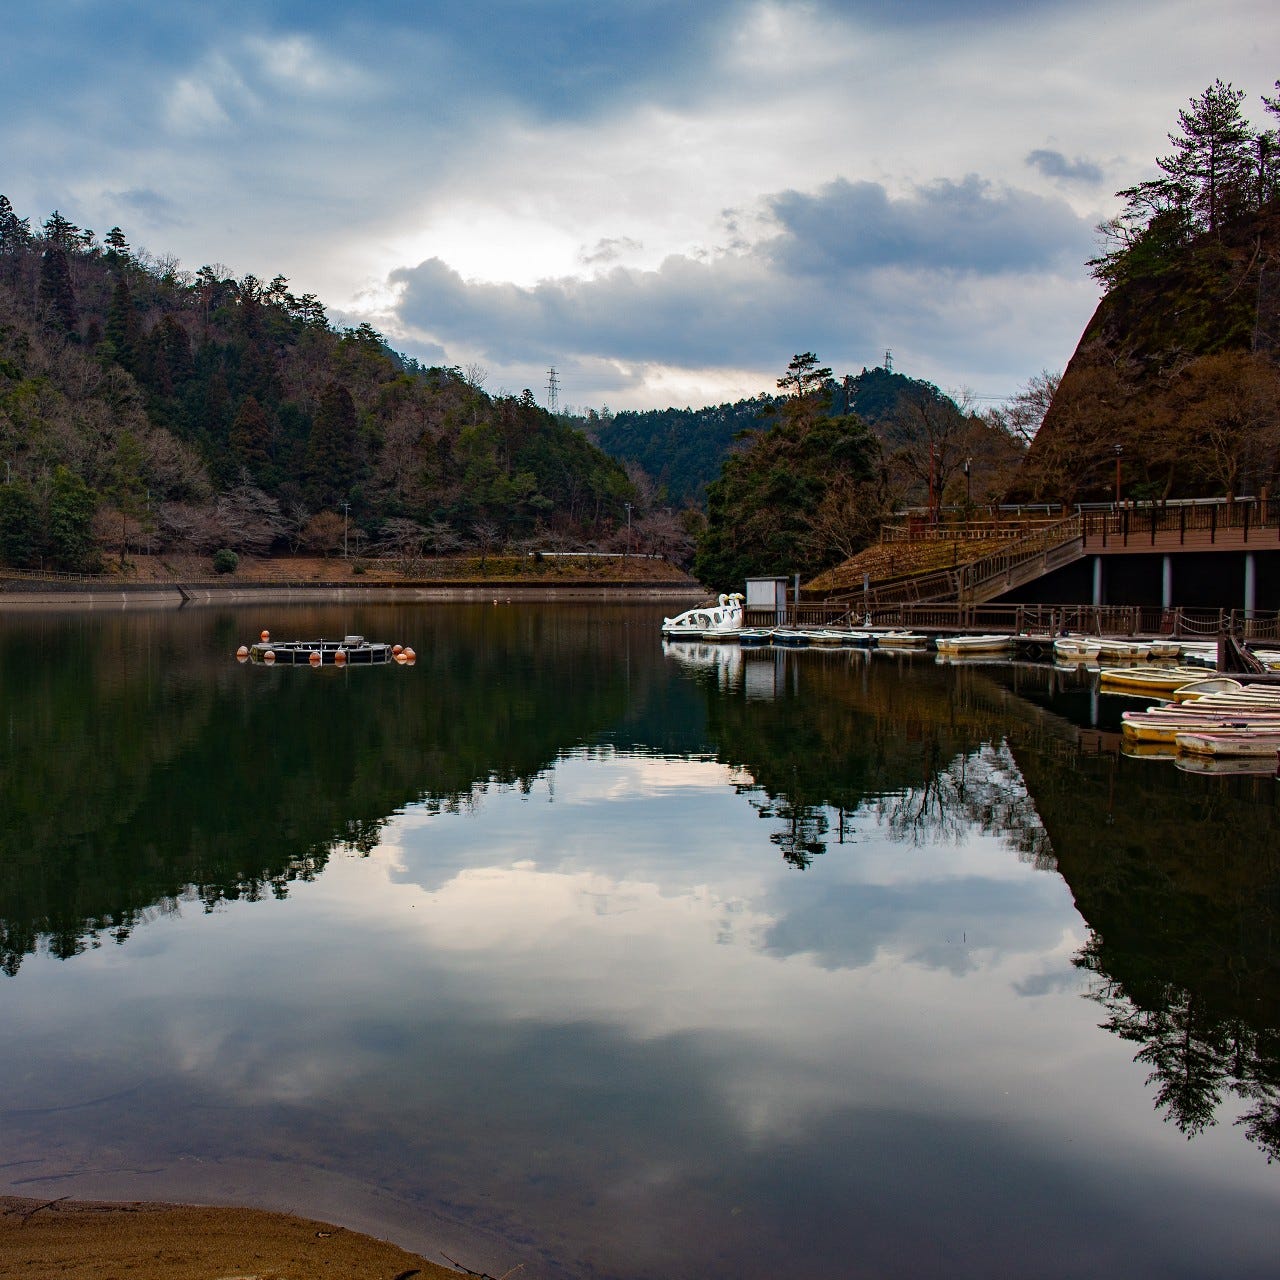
xmin=1021 ymin=79 xmax=1280 ymax=503
xmin=0 ymin=200 xmax=647 ymax=573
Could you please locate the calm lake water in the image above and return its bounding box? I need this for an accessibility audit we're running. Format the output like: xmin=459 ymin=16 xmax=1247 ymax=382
xmin=1 ymin=602 xmax=1277 ymax=1279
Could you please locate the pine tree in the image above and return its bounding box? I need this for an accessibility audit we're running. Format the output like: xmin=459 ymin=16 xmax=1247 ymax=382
xmin=105 ymin=273 xmax=141 ymax=370
xmin=42 ymin=210 xmax=82 ymax=252
xmin=305 ymin=381 xmax=358 ymax=508
xmin=1158 ymin=80 xmax=1254 ymax=235
xmin=0 ymin=195 xmax=31 ymax=281
xmin=38 ymin=245 xmax=78 ymax=334
xmin=230 ymin=395 xmax=272 ymax=472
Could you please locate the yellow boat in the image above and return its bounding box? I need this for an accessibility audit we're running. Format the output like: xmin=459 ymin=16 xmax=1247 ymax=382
xmin=1098 ymin=665 xmax=1209 ymax=695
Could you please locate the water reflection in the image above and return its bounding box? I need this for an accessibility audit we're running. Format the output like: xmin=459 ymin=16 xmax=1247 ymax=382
xmin=1 ymin=607 xmax=1278 ymax=1278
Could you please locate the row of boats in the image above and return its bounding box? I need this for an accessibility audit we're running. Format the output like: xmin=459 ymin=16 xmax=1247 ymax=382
xmin=1119 ymin=676 xmax=1280 ymax=767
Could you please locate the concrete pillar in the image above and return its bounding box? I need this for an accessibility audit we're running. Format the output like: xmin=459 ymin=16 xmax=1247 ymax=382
xmin=1162 ymin=555 xmax=1173 ymax=610
xmin=1244 ymin=552 xmax=1256 ymax=617
xmin=1092 ymin=556 xmax=1103 ymax=606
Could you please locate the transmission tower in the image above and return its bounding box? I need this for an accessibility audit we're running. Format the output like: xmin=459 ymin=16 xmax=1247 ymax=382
xmin=884 ymin=349 xmax=893 ymax=373
xmin=546 ymin=367 xmax=560 ymax=415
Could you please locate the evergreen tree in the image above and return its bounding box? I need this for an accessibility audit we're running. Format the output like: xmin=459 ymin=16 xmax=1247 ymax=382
xmin=38 ymin=245 xmax=78 ymax=333
xmin=305 ymin=381 xmax=358 ymax=508
xmin=1158 ymin=80 xmax=1254 ymax=235
xmin=46 ymin=466 xmax=97 ymax=571
xmin=104 ymin=273 xmax=141 ymax=370
xmin=42 ymin=210 xmax=82 ymax=252
xmin=0 ymin=195 xmax=31 ymax=281
xmin=0 ymin=480 xmax=40 ymax=568
xmin=230 ymin=395 xmax=272 ymax=473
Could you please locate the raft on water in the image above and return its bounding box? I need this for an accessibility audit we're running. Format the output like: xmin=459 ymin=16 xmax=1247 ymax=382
xmin=244 ymin=634 xmax=405 ymax=665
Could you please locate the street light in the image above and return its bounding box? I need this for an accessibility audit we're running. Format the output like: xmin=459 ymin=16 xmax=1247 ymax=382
xmin=964 ymin=456 xmax=972 ymax=512
xmin=624 ymin=502 xmax=632 ymax=557
xmin=341 ymin=500 xmax=350 ymax=559
xmin=1113 ymin=444 xmax=1123 ymax=507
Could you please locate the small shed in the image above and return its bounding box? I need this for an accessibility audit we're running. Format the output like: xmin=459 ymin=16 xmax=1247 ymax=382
xmin=746 ymin=576 xmax=790 ymax=625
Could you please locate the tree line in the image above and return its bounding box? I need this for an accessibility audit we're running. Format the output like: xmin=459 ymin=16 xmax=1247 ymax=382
xmin=0 ymin=199 xmax=667 ymax=572
xmin=690 ymin=353 xmax=1026 ymax=589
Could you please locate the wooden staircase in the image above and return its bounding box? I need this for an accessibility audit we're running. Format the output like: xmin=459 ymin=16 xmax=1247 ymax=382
xmin=830 ymin=516 xmax=1085 ymax=615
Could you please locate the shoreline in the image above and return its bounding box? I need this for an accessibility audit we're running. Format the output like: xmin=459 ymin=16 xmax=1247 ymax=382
xmin=0 ymin=1195 xmax=468 ymax=1279
xmin=0 ymin=579 xmax=703 ymax=608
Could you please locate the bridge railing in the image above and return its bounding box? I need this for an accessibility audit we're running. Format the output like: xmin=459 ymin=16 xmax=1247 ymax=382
xmin=1082 ymin=499 xmax=1280 ymax=547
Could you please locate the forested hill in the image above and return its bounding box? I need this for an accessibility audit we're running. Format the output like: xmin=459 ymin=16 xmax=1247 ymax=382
xmin=1020 ymin=79 xmax=1280 ymax=504
xmin=590 ymin=366 xmax=961 ymax=508
xmin=0 ymin=198 xmax=634 ymax=572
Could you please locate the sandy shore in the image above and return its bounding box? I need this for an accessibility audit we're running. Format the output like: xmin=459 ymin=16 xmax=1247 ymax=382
xmin=0 ymin=1196 xmax=466 ymax=1279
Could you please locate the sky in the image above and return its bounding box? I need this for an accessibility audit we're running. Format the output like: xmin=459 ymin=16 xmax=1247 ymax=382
xmin=2 ymin=1 xmax=1277 ymax=411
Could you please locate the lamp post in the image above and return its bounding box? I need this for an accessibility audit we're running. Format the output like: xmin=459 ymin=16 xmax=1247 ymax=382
xmin=341 ymin=500 xmax=350 ymax=559
xmin=624 ymin=502 xmax=632 ymax=557
xmin=1114 ymin=444 xmax=1123 ymax=508
xmin=964 ymin=456 xmax=972 ymax=513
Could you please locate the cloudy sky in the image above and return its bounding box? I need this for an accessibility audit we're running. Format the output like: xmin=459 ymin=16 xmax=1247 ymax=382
xmin=3 ymin=2 xmax=1277 ymax=410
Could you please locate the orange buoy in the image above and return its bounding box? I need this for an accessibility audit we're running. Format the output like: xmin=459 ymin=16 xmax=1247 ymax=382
xmin=263 ymin=650 xmax=276 ymax=663
xmin=392 ymin=644 xmax=403 ymax=655
xmin=394 ymin=652 xmax=407 ymax=665
xmin=236 ymin=645 xmax=249 ymax=659
xmin=402 ymin=646 xmax=416 ymax=661
xmin=309 ymin=650 xmax=322 ymax=666
xmin=260 ymin=630 xmax=270 ymax=642
xmin=334 ymin=649 xmax=347 ymax=665
xmin=404 ymin=651 xmax=416 ymax=665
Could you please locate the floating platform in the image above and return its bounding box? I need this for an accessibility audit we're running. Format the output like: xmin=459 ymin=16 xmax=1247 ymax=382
xmin=241 ymin=634 xmax=406 ymax=666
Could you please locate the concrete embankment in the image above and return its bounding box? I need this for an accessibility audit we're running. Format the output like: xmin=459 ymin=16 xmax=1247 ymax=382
xmin=0 ymin=577 xmax=703 ymax=608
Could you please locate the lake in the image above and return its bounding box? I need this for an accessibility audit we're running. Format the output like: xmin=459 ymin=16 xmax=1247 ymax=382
xmin=1 ymin=602 xmax=1277 ymax=1279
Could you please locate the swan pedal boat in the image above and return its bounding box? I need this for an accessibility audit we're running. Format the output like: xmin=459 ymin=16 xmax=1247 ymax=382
xmin=662 ymin=593 xmax=744 ymax=637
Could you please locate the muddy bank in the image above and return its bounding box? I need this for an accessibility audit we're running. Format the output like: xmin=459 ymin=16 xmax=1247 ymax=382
xmin=0 ymin=1196 xmax=467 ymax=1279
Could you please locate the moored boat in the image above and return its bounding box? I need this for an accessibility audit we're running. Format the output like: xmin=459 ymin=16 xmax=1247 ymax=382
xmin=875 ymin=630 xmax=929 ymax=650
xmin=1097 ymin=665 xmax=1208 ymax=694
xmin=934 ymin=634 xmax=1013 ymax=655
xmin=661 ymin=593 xmax=744 ymax=637
xmin=1174 ymin=728 xmax=1280 ymax=758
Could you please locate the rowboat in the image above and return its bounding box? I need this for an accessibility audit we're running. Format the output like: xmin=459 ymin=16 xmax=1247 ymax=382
xmin=1121 ymin=713 xmax=1280 ymax=744
xmin=875 ymin=631 xmax=929 ymax=649
xmin=1176 ymin=754 xmax=1278 ymax=776
xmin=934 ymin=634 xmax=1014 ymax=655
xmin=1053 ymin=636 xmax=1102 ymax=661
xmin=1174 ymin=729 xmax=1280 ymax=758
xmin=1097 ymin=665 xmax=1209 ymax=694
xmin=1097 ymin=639 xmax=1151 ymax=661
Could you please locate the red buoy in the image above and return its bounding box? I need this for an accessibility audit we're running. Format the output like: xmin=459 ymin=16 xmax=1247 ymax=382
xmin=334 ymin=649 xmax=348 ymax=665
xmin=402 ymin=646 xmax=416 ymax=661
xmin=392 ymin=644 xmax=403 ymax=655
xmin=260 ymin=630 xmax=270 ymax=642
xmin=309 ymin=651 xmax=322 ymax=666
xmin=236 ymin=645 xmax=249 ymax=659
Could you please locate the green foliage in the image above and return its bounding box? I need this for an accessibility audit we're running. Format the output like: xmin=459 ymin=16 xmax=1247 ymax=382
xmin=46 ymin=465 xmax=97 ymax=571
xmin=38 ymin=245 xmax=77 ymax=334
xmin=0 ymin=193 xmax=643 ymax=555
xmin=212 ymin=547 xmax=239 ymax=574
xmin=693 ymin=357 xmax=881 ymax=589
xmin=0 ymin=479 xmax=39 ymax=568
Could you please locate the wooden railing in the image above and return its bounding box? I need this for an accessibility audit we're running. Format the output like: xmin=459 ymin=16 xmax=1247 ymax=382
xmin=878 ymin=518 xmax=1060 ymax=544
xmin=1082 ymin=499 xmax=1280 ymax=548
xmin=828 ymin=514 xmax=1085 ymax=614
xmin=860 ymin=603 xmax=1280 ymax=640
